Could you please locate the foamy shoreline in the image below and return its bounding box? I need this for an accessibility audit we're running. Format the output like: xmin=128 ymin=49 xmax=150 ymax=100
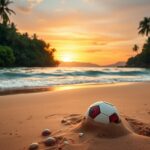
xmin=1 ymin=67 xmax=150 ymax=91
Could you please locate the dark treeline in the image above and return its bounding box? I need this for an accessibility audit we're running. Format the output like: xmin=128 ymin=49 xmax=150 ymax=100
xmin=126 ymin=17 xmax=150 ymax=68
xmin=127 ymin=37 xmax=150 ymax=67
xmin=0 ymin=23 xmax=59 ymax=67
xmin=0 ymin=0 xmax=59 ymax=67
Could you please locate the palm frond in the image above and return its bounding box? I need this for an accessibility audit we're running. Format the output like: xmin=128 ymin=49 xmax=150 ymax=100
xmin=0 ymin=0 xmax=5 ymax=6
xmin=138 ymin=17 xmax=150 ymax=37
xmin=0 ymin=0 xmax=15 ymax=24
xmin=6 ymin=7 xmax=15 ymax=15
xmin=138 ymin=29 xmax=145 ymax=35
xmin=5 ymin=0 xmax=13 ymax=6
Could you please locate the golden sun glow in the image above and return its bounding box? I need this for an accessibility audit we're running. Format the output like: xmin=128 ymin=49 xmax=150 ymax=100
xmin=60 ymin=53 xmax=74 ymax=62
xmin=53 ymin=40 xmax=131 ymax=65
xmin=62 ymin=56 xmax=72 ymax=62
xmin=55 ymin=43 xmax=81 ymax=62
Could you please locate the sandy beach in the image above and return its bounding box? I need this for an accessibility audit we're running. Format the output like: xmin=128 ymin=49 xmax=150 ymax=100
xmin=0 ymin=82 xmax=150 ymax=150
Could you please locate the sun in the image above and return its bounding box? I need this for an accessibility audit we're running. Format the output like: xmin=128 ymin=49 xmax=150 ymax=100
xmin=60 ymin=54 xmax=74 ymax=62
xmin=62 ymin=56 xmax=72 ymax=62
xmin=55 ymin=52 xmax=76 ymax=62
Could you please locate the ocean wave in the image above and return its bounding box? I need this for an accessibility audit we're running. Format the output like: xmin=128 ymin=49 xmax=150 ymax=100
xmin=0 ymin=67 xmax=149 ymax=89
xmin=0 ymin=70 xmax=149 ymax=78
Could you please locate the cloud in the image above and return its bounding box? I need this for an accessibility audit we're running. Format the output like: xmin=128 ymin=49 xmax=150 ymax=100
xmin=84 ymin=0 xmax=150 ymax=6
xmin=83 ymin=49 xmax=102 ymax=53
xmin=83 ymin=0 xmax=150 ymax=15
xmin=15 ymin=0 xmax=43 ymax=12
xmin=60 ymin=0 xmax=67 ymax=4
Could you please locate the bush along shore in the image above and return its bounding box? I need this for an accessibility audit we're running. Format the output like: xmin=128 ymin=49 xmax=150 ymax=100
xmin=0 ymin=23 xmax=59 ymax=67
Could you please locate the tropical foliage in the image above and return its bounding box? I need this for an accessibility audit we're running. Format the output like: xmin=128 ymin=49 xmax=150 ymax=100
xmin=132 ymin=44 xmax=139 ymax=54
xmin=126 ymin=17 xmax=150 ymax=68
xmin=138 ymin=17 xmax=150 ymax=37
xmin=0 ymin=0 xmax=59 ymax=67
xmin=0 ymin=23 xmax=59 ymax=67
xmin=0 ymin=0 xmax=15 ymax=24
xmin=0 ymin=45 xmax=15 ymax=66
xmin=127 ymin=38 xmax=150 ymax=67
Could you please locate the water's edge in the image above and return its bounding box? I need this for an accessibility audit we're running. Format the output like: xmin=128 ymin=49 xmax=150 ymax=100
xmin=0 ymin=82 xmax=137 ymax=96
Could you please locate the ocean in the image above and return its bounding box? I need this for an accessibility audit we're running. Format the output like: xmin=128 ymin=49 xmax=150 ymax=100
xmin=0 ymin=67 xmax=150 ymax=90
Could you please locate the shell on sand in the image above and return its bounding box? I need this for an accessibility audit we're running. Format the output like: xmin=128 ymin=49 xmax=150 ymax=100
xmin=42 ymin=129 xmax=51 ymax=136
xmin=28 ymin=143 xmax=39 ymax=150
xmin=79 ymin=132 xmax=84 ymax=137
xmin=43 ymin=137 xmax=56 ymax=146
xmin=64 ymin=140 xmax=69 ymax=145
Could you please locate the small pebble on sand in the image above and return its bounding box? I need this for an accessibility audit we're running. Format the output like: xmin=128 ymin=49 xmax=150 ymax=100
xmin=29 ymin=143 xmax=39 ymax=150
xmin=44 ymin=137 xmax=56 ymax=146
xmin=79 ymin=132 xmax=84 ymax=137
xmin=64 ymin=141 xmax=69 ymax=145
xmin=42 ymin=129 xmax=51 ymax=136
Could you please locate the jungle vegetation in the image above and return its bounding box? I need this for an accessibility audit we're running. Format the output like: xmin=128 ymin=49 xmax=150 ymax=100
xmin=126 ymin=17 xmax=150 ymax=68
xmin=0 ymin=0 xmax=59 ymax=67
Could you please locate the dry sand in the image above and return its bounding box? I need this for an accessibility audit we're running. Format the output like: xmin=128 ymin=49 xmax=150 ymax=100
xmin=0 ymin=82 xmax=150 ymax=150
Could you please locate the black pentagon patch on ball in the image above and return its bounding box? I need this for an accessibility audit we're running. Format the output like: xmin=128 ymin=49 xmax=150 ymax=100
xmin=109 ymin=113 xmax=120 ymax=123
xmin=89 ymin=105 xmax=101 ymax=119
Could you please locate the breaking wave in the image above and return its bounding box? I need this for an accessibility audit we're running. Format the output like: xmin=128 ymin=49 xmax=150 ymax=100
xmin=0 ymin=67 xmax=150 ymax=90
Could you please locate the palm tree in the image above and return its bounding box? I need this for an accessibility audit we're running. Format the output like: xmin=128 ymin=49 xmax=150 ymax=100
xmin=23 ymin=32 xmax=29 ymax=38
xmin=138 ymin=17 xmax=150 ymax=37
xmin=0 ymin=0 xmax=15 ymax=25
xmin=133 ymin=44 xmax=139 ymax=55
xmin=10 ymin=22 xmax=16 ymax=31
xmin=33 ymin=33 xmax=37 ymax=40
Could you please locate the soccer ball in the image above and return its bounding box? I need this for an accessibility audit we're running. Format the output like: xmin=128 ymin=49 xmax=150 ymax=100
xmin=86 ymin=101 xmax=120 ymax=124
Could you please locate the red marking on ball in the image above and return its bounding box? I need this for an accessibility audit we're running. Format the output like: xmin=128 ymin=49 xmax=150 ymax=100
xmin=89 ymin=105 xmax=101 ymax=119
xmin=109 ymin=113 xmax=120 ymax=123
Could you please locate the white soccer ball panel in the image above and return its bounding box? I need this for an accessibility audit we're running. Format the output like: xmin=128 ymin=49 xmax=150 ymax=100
xmin=100 ymin=102 xmax=118 ymax=116
xmin=94 ymin=113 xmax=109 ymax=124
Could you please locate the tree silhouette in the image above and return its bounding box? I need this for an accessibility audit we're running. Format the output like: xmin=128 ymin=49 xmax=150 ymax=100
xmin=0 ymin=0 xmax=15 ymax=25
xmin=0 ymin=23 xmax=59 ymax=67
xmin=0 ymin=1 xmax=59 ymax=67
xmin=33 ymin=33 xmax=37 ymax=40
xmin=133 ymin=44 xmax=139 ymax=54
xmin=138 ymin=17 xmax=150 ymax=37
xmin=127 ymin=17 xmax=150 ymax=68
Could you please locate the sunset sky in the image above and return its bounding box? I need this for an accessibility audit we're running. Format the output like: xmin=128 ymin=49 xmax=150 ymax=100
xmin=11 ymin=0 xmax=150 ymax=65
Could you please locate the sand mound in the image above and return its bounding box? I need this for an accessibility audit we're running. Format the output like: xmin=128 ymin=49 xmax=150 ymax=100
xmin=74 ymin=117 xmax=130 ymax=138
xmin=61 ymin=114 xmax=150 ymax=138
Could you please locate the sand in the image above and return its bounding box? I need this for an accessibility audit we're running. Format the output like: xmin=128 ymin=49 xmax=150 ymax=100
xmin=0 ymin=82 xmax=150 ymax=150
